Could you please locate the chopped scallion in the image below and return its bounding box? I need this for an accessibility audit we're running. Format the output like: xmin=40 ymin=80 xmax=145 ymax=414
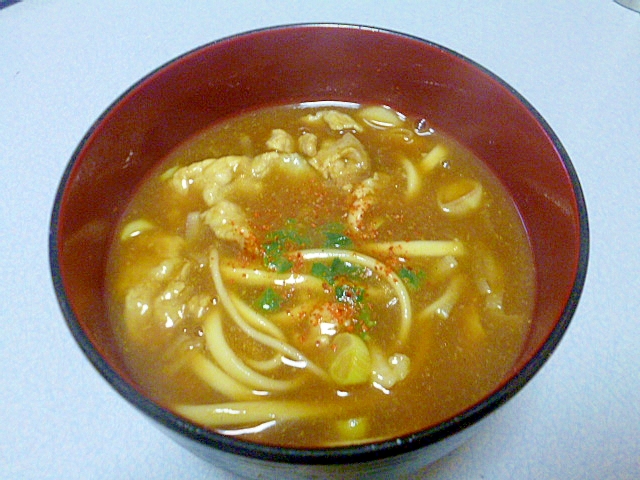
xmin=255 ymin=287 xmax=284 ymax=312
xmin=398 ymin=266 xmax=426 ymax=289
xmin=321 ymin=223 xmax=354 ymax=249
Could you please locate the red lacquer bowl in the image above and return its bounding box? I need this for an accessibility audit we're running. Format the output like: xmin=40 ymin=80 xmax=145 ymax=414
xmin=50 ymin=24 xmax=588 ymax=479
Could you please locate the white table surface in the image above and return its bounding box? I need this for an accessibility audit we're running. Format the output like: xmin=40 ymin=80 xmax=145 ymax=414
xmin=1 ymin=1 xmax=639 ymax=479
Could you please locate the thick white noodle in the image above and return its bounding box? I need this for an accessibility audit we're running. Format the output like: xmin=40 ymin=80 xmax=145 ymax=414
xmin=229 ymin=293 xmax=286 ymax=340
xmin=294 ymin=248 xmax=412 ymax=344
xmin=357 ymin=105 xmax=405 ymax=128
xmin=436 ymin=179 xmax=483 ymax=216
xmin=190 ymin=351 xmax=257 ymax=401
xmin=209 ymin=248 xmax=328 ymax=380
xmin=420 ymin=143 xmax=448 ymax=172
xmin=362 ymin=240 xmax=465 ymax=257
xmin=203 ymin=311 xmax=301 ymax=392
xmin=401 ymin=157 xmax=421 ymax=198
xmin=245 ymin=355 xmax=284 ymax=372
xmin=420 ymin=274 xmax=466 ymax=320
xmin=174 ymin=401 xmax=325 ymax=427
xmin=220 ymin=264 xmax=324 ymax=289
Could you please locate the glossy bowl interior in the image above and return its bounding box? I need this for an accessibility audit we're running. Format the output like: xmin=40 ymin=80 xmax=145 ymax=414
xmin=50 ymin=24 xmax=588 ymax=479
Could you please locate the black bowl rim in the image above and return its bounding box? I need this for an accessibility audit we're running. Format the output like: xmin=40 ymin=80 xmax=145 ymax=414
xmin=49 ymin=22 xmax=589 ymax=465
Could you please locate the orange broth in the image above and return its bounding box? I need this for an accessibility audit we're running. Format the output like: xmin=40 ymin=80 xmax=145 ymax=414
xmin=106 ymin=103 xmax=535 ymax=447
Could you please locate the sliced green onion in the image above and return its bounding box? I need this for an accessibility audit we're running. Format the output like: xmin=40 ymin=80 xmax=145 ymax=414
xmin=328 ymin=333 xmax=372 ymax=386
xmin=398 ymin=266 xmax=426 ymax=289
xmin=255 ymin=287 xmax=284 ymax=312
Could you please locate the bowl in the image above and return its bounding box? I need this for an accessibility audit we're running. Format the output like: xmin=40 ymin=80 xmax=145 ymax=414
xmin=50 ymin=24 xmax=588 ymax=479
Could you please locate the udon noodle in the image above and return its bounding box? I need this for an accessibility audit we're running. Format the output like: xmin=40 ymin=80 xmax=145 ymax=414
xmin=106 ymin=103 xmax=535 ymax=447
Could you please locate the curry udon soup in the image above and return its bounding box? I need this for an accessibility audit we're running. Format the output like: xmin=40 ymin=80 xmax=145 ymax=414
xmin=106 ymin=103 xmax=535 ymax=448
